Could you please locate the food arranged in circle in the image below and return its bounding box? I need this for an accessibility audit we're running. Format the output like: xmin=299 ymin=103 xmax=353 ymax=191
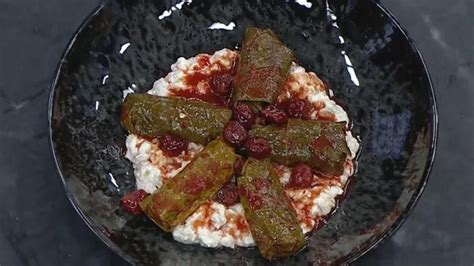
xmin=120 ymin=27 xmax=360 ymax=259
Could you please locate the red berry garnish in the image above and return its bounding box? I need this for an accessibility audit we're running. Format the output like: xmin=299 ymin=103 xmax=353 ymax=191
xmin=158 ymin=133 xmax=189 ymax=157
xmin=238 ymin=187 xmax=263 ymax=210
xmin=261 ymin=104 xmax=288 ymax=125
xmin=210 ymin=73 xmax=233 ymax=96
xmin=216 ymin=182 xmax=240 ymax=206
xmin=120 ymin=189 xmax=148 ymax=214
xmin=223 ymin=121 xmax=248 ymax=148
xmin=232 ymin=103 xmax=256 ymax=129
xmin=287 ymin=99 xmax=311 ymax=119
xmin=288 ymin=163 xmax=313 ymax=188
xmin=244 ymin=137 xmax=272 ymax=159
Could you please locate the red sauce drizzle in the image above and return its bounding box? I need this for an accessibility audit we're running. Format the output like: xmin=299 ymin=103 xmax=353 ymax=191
xmin=169 ymin=55 xmax=235 ymax=107
xmin=310 ymin=135 xmax=334 ymax=151
xmin=301 ymin=218 xmax=315 ymax=231
xmin=252 ymin=178 xmax=270 ymax=191
xmin=239 ymin=187 xmax=263 ymax=210
xmin=152 ymin=195 xmax=180 ymax=213
xmin=317 ymin=112 xmax=337 ymax=122
xmin=196 ymin=55 xmax=211 ymax=69
xmin=235 ymin=216 xmax=250 ymax=234
xmin=182 ymin=176 xmax=209 ymax=195
xmin=314 ymin=101 xmax=326 ymax=110
xmin=247 ymin=194 xmax=263 ymax=210
xmin=192 ymin=202 xmax=213 ymax=229
xmin=140 ymin=135 xmax=157 ymax=142
xmin=168 ymin=159 xmax=183 ymax=171
xmin=277 ymin=77 xmax=339 ymax=122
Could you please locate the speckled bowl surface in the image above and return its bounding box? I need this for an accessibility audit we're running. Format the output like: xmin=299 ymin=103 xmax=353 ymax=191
xmin=49 ymin=0 xmax=438 ymax=264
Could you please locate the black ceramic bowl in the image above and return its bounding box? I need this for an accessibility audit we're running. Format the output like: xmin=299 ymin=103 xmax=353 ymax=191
xmin=49 ymin=0 xmax=438 ymax=264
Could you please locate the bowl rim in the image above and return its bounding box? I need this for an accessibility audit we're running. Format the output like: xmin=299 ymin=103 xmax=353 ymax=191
xmin=47 ymin=2 xmax=136 ymax=263
xmin=344 ymin=2 xmax=439 ymax=263
xmin=47 ymin=1 xmax=439 ymax=264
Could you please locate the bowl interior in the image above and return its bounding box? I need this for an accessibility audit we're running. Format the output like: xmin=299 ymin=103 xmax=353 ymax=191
xmin=49 ymin=0 xmax=437 ymax=264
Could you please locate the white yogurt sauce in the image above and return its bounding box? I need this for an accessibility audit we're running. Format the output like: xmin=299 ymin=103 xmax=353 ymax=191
xmin=124 ymin=48 xmax=360 ymax=248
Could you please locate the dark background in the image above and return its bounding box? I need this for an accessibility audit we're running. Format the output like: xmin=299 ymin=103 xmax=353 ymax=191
xmin=0 ymin=0 xmax=472 ymax=265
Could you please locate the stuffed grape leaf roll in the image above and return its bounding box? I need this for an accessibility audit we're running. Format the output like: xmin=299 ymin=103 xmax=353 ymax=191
xmin=238 ymin=158 xmax=305 ymax=259
xmin=140 ymin=139 xmax=238 ymax=231
xmin=250 ymin=119 xmax=350 ymax=176
xmin=121 ymin=93 xmax=231 ymax=144
xmin=232 ymin=27 xmax=294 ymax=103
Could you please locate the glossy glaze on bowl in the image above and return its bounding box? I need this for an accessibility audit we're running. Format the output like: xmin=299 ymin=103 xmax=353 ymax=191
xmin=49 ymin=0 xmax=437 ymax=264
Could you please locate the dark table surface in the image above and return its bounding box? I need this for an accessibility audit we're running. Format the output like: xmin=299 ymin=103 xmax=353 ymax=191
xmin=1 ymin=0 xmax=473 ymax=265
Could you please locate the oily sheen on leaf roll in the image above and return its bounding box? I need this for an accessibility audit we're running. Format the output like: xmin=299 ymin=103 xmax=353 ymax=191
xmin=232 ymin=27 xmax=294 ymax=103
xmin=140 ymin=139 xmax=238 ymax=231
xmin=250 ymin=119 xmax=350 ymax=176
xmin=121 ymin=93 xmax=231 ymax=144
xmin=238 ymin=158 xmax=305 ymax=259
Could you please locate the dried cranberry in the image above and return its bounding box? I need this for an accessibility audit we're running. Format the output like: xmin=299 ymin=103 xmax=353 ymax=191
xmin=210 ymin=73 xmax=233 ymax=96
xmin=288 ymin=163 xmax=313 ymax=188
xmin=223 ymin=121 xmax=248 ymax=148
xmin=261 ymin=104 xmax=288 ymax=125
xmin=287 ymin=99 xmax=311 ymax=119
xmin=158 ymin=133 xmax=189 ymax=157
xmin=244 ymin=137 xmax=272 ymax=159
xmin=120 ymin=189 xmax=148 ymax=214
xmin=275 ymin=99 xmax=290 ymax=112
xmin=232 ymin=103 xmax=256 ymax=129
xmin=233 ymin=157 xmax=244 ymax=177
xmin=216 ymin=182 xmax=240 ymax=206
